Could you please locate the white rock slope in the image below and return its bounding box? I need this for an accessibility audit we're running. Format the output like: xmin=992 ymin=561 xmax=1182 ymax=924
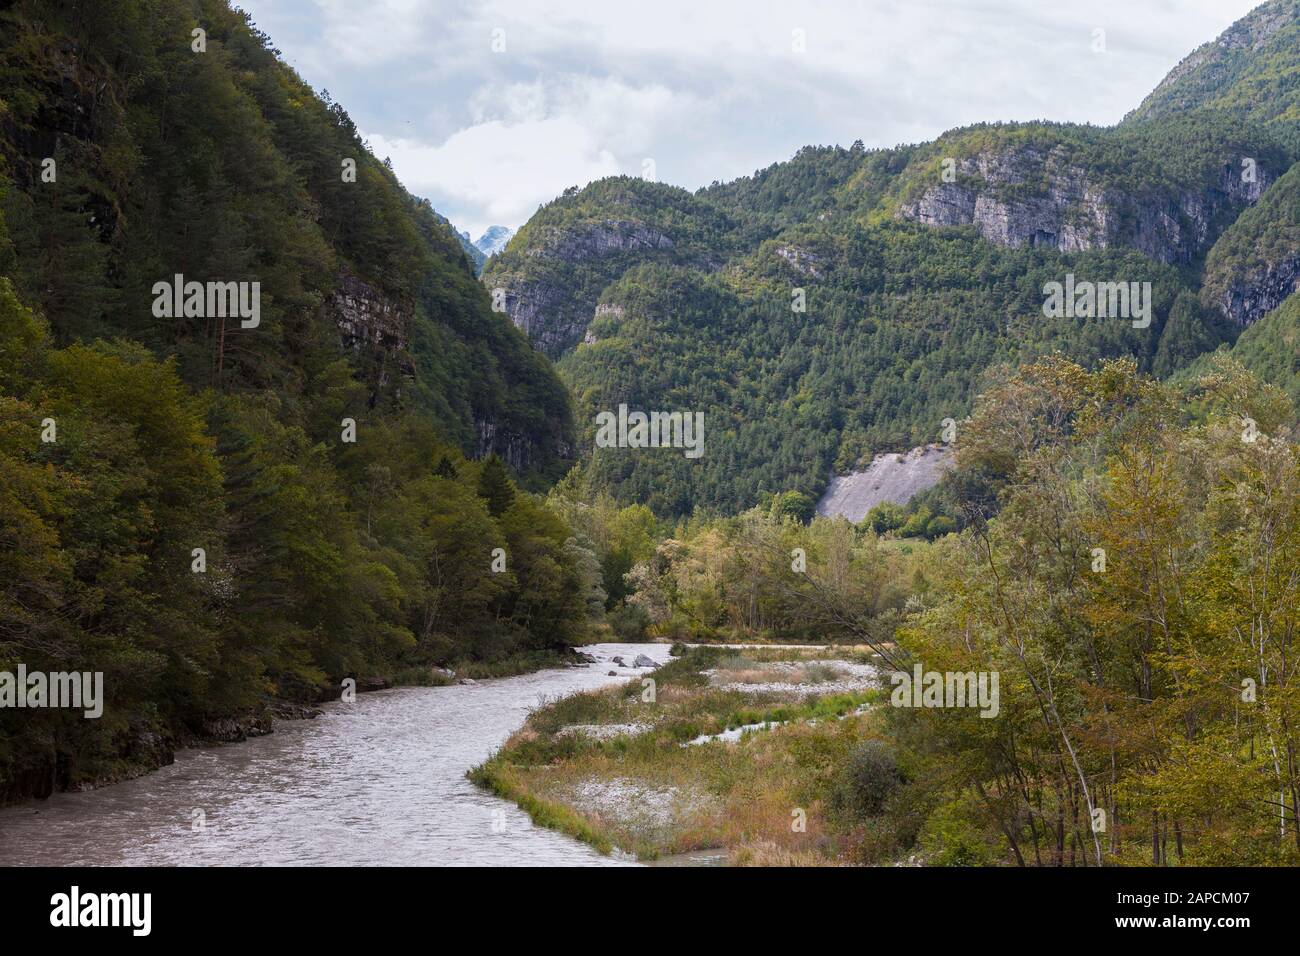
xmin=816 ymin=444 xmax=954 ymax=524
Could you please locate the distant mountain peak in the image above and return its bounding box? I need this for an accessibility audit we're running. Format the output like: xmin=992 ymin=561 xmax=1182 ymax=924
xmin=1124 ymin=0 xmax=1300 ymax=125
xmin=474 ymin=225 xmax=515 ymax=257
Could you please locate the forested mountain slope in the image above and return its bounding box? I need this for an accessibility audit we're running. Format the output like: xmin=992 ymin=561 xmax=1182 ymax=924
xmin=0 ymin=0 xmax=572 ymax=471
xmin=485 ymin=0 xmax=1300 ymax=517
xmin=1124 ymin=0 xmax=1300 ymax=131
xmin=1201 ymin=158 xmax=1300 ymax=327
xmin=1222 ymin=291 xmax=1300 ymax=406
xmin=0 ymin=0 xmax=593 ymax=801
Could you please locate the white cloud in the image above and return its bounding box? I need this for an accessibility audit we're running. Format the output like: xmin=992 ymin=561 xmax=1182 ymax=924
xmin=366 ymin=117 xmax=621 ymax=235
xmin=238 ymin=0 xmax=1268 ymax=236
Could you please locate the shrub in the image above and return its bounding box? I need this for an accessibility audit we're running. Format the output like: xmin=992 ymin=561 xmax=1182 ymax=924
xmin=608 ymin=602 xmax=651 ymax=641
xmin=918 ymin=796 xmax=998 ymax=866
xmin=924 ymin=514 xmax=957 ymax=539
xmin=829 ymin=740 xmax=905 ymax=822
xmin=770 ymin=490 xmax=815 ymax=523
xmin=864 ymin=501 xmax=907 ymax=534
xmin=898 ymin=507 xmax=933 ymax=539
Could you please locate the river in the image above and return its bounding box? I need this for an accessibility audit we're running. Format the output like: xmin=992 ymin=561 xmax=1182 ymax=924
xmin=0 ymin=643 xmax=673 ymax=866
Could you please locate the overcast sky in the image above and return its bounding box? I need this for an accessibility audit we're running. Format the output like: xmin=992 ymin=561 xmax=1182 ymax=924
xmin=234 ymin=0 xmax=1264 ymax=239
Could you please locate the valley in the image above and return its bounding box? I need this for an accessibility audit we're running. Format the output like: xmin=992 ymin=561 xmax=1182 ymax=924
xmin=2 ymin=0 xmax=1300 ymax=871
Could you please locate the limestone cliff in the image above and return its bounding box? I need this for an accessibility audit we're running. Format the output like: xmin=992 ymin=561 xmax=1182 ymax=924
xmin=898 ymin=143 xmax=1270 ymax=265
xmin=323 ymin=270 xmax=415 ymax=403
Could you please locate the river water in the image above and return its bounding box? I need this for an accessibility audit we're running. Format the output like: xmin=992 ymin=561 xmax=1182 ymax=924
xmin=0 ymin=643 xmax=673 ymax=866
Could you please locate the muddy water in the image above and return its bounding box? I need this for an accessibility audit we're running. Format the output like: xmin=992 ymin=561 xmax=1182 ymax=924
xmin=0 ymin=644 xmax=672 ymax=866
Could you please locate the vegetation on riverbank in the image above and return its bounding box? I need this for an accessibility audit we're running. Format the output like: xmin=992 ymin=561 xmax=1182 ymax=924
xmin=0 ymin=0 xmax=595 ymax=801
xmin=471 ymin=645 xmax=892 ymax=863
xmin=481 ymin=357 xmax=1300 ymax=866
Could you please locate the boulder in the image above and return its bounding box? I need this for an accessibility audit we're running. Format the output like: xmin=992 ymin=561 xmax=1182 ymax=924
xmin=271 ymin=701 xmax=324 ymax=720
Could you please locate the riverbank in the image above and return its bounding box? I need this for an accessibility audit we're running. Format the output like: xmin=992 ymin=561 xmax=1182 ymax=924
xmin=0 ymin=643 xmax=672 ymax=864
xmin=0 ymin=646 xmax=602 ymax=807
xmin=470 ymin=645 xmax=900 ymax=865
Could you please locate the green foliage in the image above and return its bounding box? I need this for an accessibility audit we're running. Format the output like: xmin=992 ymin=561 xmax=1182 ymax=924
xmin=1208 ymin=292 xmax=1300 ymax=413
xmin=923 ymin=514 xmax=956 ymax=539
xmin=476 ymin=454 xmax=516 ymax=517
xmin=828 ymin=740 xmax=905 ymax=823
xmin=892 ymin=357 xmax=1300 ymax=865
xmin=1124 ymin=0 xmax=1300 ymax=130
xmin=769 ymin=490 xmax=814 ymax=524
xmin=0 ymin=0 xmax=572 ymax=473
xmin=0 ymin=0 xmax=589 ymax=798
xmin=606 ymin=602 xmax=650 ymax=642
xmin=898 ymin=507 xmax=933 ymax=539
xmin=865 ymin=502 xmax=906 ymax=534
xmin=1152 ymin=290 xmax=1235 ymax=378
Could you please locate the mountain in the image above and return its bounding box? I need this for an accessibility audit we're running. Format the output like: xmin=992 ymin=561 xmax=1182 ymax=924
xmin=1124 ymin=0 xmax=1300 ymax=333
xmin=483 ymin=8 xmax=1300 ymax=515
xmin=1219 ymin=291 xmax=1300 ymax=408
xmin=0 ymin=0 xmax=571 ymax=473
xmin=0 ymin=0 xmax=589 ymax=800
xmin=437 ymin=215 xmax=486 ymax=272
xmin=1200 ymin=155 xmax=1300 ymax=327
xmin=1124 ymin=0 xmax=1300 ymax=134
xmin=474 ymin=225 xmax=515 ymax=258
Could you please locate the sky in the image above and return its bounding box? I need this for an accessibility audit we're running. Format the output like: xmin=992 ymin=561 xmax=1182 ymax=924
xmin=233 ymin=0 xmax=1266 ymax=240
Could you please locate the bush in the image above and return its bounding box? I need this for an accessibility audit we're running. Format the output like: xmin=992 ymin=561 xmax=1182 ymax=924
xmin=919 ymin=795 xmax=998 ymax=866
xmin=770 ymin=490 xmax=815 ymax=524
xmin=898 ymin=507 xmax=933 ymax=539
xmin=864 ymin=501 xmax=907 ymax=534
xmin=829 ymin=740 xmax=905 ymax=822
xmin=607 ymin=602 xmax=651 ymax=641
xmin=924 ymin=514 xmax=957 ymax=539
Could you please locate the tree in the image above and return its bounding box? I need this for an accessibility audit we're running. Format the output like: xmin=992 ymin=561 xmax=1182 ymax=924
xmin=864 ymin=501 xmax=907 ymax=534
xmin=770 ymin=490 xmax=815 ymax=524
xmin=476 ymin=454 xmax=515 ymax=517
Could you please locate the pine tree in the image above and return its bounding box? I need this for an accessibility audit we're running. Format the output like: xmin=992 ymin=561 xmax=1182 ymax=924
xmin=476 ymin=454 xmax=515 ymax=516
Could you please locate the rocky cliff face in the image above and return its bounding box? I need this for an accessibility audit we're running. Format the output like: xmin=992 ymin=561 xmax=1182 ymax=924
xmin=774 ymin=244 xmax=824 ymax=277
xmin=529 ymin=219 xmax=675 ymax=261
xmin=494 ymin=284 xmax=579 ymax=358
xmin=324 ymin=270 xmax=415 ymax=402
xmin=1200 ymin=160 xmax=1300 ymax=328
xmin=816 ymin=445 xmax=954 ymax=524
xmin=1209 ymin=256 xmax=1300 ymax=327
xmin=489 ymin=219 xmax=681 ymax=358
xmin=474 ymin=417 xmax=570 ymax=473
xmin=898 ymin=146 xmax=1268 ymax=264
